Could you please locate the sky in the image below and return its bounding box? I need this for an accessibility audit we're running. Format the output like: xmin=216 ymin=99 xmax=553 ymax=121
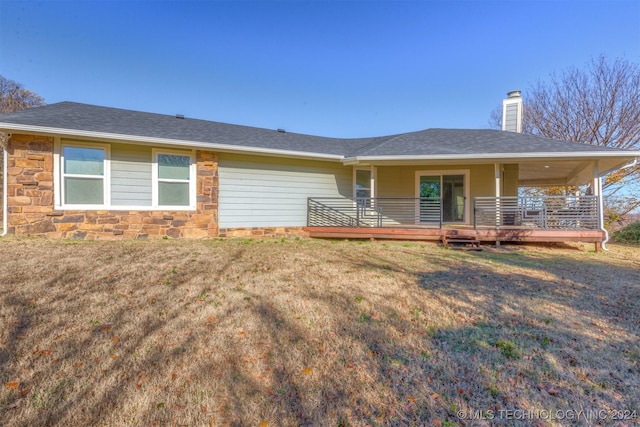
xmin=1 ymin=0 xmax=639 ymax=138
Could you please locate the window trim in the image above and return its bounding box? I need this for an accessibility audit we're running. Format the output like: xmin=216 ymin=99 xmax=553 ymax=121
xmin=56 ymin=141 xmax=111 ymax=209
xmin=54 ymin=140 xmax=197 ymax=211
xmin=152 ymin=148 xmax=197 ymax=210
xmin=414 ymin=169 xmax=470 ymax=224
xmin=353 ymin=166 xmax=377 ymax=199
xmin=353 ymin=166 xmax=377 ymax=209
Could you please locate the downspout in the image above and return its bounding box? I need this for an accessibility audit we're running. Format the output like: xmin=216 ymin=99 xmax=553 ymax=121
xmin=2 ymin=143 xmax=7 ymax=236
xmin=494 ymin=163 xmax=501 ymax=229
xmin=597 ymin=176 xmax=609 ymax=251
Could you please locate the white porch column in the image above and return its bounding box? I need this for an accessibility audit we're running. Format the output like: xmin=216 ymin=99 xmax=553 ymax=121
xmin=495 ymin=163 xmax=502 ymax=228
xmin=592 ymin=160 xmax=608 ymax=251
xmin=592 ymin=161 xmax=604 ymax=230
xmin=370 ymin=165 xmax=376 ymax=199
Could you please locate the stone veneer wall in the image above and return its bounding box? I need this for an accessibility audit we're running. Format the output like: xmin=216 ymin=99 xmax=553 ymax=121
xmin=5 ymin=134 xmax=219 ymax=239
xmin=218 ymin=226 xmax=309 ymax=238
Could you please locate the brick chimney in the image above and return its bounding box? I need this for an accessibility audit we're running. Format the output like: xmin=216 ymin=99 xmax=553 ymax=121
xmin=502 ymin=90 xmax=523 ymax=133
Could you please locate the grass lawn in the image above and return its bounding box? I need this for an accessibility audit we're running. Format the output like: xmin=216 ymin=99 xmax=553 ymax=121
xmin=1 ymin=238 xmax=639 ymax=426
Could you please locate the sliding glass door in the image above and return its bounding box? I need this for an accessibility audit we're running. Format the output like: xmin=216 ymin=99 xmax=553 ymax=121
xmin=418 ymin=175 xmax=441 ymax=223
xmin=417 ymin=172 xmax=467 ymax=223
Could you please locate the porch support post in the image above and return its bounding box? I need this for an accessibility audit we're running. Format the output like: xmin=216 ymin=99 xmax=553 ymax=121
xmin=592 ymin=161 xmax=603 ymax=229
xmin=370 ymin=165 xmax=376 ymax=200
xmin=494 ymin=163 xmax=502 ymax=229
xmin=592 ymin=161 xmax=606 ymax=252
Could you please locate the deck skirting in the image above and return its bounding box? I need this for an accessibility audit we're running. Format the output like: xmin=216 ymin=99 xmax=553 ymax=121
xmin=303 ymin=226 xmax=605 ymax=244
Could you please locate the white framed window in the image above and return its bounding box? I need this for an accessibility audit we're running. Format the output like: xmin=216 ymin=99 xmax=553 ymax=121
xmin=54 ymin=140 xmax=197 ymax=211
xmin=353 ymin=167 xmax=376 ymax=207
xmin=59 ymin=143 xmax=110 ymax=208
xmin=152 ymin=149 xmax=196 ymax=209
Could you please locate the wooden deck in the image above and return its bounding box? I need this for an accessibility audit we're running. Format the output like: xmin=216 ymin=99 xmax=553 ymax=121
xmin=304 ymin=226 xmax=605 ymax=245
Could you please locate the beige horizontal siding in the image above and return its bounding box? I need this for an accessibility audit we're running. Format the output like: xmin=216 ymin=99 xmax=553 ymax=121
xmin=218 ymin=153 xmax=351 ymax=228
xmin=110 ymin=144 xmax=153 ymax=206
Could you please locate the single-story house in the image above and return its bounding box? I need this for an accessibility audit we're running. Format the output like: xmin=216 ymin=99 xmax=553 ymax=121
xmin=1 ymin=92 xmax=638 ymax=247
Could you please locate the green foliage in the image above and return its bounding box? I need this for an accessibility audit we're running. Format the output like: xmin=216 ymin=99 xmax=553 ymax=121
xmin=612 ymin=221 xmax=640 ymax=244
xmin=495 ymin=340 xmax=520 ymax=359
xmin=488 ymin=385 xmax=500 ymax=397
xmin=356 ymin=312 xmax=371 ymax=323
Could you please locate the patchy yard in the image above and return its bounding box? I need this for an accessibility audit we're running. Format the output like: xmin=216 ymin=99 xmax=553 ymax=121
xmin=0 ymin=238 xmax=639 ymax=426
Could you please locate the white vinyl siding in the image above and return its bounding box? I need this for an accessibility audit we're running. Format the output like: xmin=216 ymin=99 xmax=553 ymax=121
xmin=218 ymin=153 xmax=352 ymax=228
xmin=110 ymin=144 xmax=152 ymax=206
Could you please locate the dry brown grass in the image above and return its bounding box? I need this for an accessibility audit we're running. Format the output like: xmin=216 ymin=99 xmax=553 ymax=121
xmin=0 ymin=237 xmax=639 ymax=426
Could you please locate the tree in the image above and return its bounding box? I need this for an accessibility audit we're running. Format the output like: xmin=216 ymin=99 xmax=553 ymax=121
xmin=0 ymin=75 xmax=45 ymax=113
xmin=489 ymin=56 xmax=640 ymax=217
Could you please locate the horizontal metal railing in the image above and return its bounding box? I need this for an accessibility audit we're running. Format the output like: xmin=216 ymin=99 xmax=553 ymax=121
xmin=307 ymin=198 xmax=364 ymax=227
xmin=307 ymin=197 xmax=442 ymax=228
xmin=473 ymin=196 xmax=599 ymax=230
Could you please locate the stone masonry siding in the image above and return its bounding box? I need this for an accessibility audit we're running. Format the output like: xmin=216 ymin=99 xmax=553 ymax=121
xmin=218 ymin=227 xmax=309 ymax=239
xmin=5 ymin=134 xmax=218 ymax=239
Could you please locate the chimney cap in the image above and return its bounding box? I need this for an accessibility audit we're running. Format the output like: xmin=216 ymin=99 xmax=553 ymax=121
xmin=507 ymin=90 xmax=521 ymax=98
xmin=175 ymin=114 xmax=185 ymax=119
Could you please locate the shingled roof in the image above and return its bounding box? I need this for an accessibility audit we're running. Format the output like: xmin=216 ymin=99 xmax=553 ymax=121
xmin=0 ymin=102 xmax=636 ymax=160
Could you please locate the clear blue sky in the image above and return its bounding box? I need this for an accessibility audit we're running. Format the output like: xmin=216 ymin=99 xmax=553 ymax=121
xmin=1 ymin=0 xmax=639 ymax=138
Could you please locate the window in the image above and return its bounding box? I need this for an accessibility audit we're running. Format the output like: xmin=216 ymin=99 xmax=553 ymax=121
xmin=354 ymin=168 xmax=375 ymax=207
xmin=61 ymin=145 xmax=108 ymax=206
xmin=55 ymin=141 xmax=196 ymax=211
xmin=355 ymin=169 xmax=371 ymax=199
xmin=153 ymin=150 xmax=195 ymax=208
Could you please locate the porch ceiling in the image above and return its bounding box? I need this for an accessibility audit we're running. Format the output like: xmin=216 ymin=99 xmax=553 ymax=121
xmin=518 ymin=157 xmax=634 ymax=187
xmin=357 ymin=156 xmax=635 ymax=187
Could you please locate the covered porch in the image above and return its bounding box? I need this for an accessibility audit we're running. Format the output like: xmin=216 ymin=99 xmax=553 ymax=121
xmin=305 ymin=195 xmax=604 ymax=247
xmin=304 ymin=156 xmax=614 ymax=248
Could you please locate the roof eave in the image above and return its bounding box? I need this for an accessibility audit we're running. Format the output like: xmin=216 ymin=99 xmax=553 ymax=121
xmin=343 ymin=151 xmax=640 ymax=165
xmin=0 ymin=123 xmax=344 ymax=162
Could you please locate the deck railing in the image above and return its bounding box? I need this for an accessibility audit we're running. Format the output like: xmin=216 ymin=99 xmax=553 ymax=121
xmin=473 ymin=196 xmax=599 ymax=230
xmin=307 ymin=196 xmax=600 ymax=231
xmin=307 ymin=197 xmax=442 ymax=228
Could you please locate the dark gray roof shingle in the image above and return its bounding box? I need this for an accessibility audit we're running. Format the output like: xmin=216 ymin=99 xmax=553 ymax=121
xmin=0 ymin=102 xmax=352 ymax=156
xmin=350 ymin=128 xmax=626 ymax=157
xmin=0 ymin=102 xmax=634 ymax=158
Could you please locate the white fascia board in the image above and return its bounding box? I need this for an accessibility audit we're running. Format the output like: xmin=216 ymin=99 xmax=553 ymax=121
xmin=344 ymin=152 xmax=639 ymax=165
xmin=0 ymin=123 xmax=344 ymax=162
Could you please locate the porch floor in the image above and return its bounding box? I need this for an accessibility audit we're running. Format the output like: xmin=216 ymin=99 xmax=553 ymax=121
xmin=304 ymin=225 xmax=605 ymax=245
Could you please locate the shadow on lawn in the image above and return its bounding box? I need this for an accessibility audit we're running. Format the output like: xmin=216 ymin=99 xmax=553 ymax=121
xmin=1 ymin=240 xmax=639 ymax=426
xmin=329 ymin=246 xmax=640 ymax=422
xmin=1 ymin=245 xmax=245 ymax=426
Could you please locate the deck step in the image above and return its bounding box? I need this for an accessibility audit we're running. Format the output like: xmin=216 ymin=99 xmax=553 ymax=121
xmin=441 ymin=235 xmax=482 ymax=251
